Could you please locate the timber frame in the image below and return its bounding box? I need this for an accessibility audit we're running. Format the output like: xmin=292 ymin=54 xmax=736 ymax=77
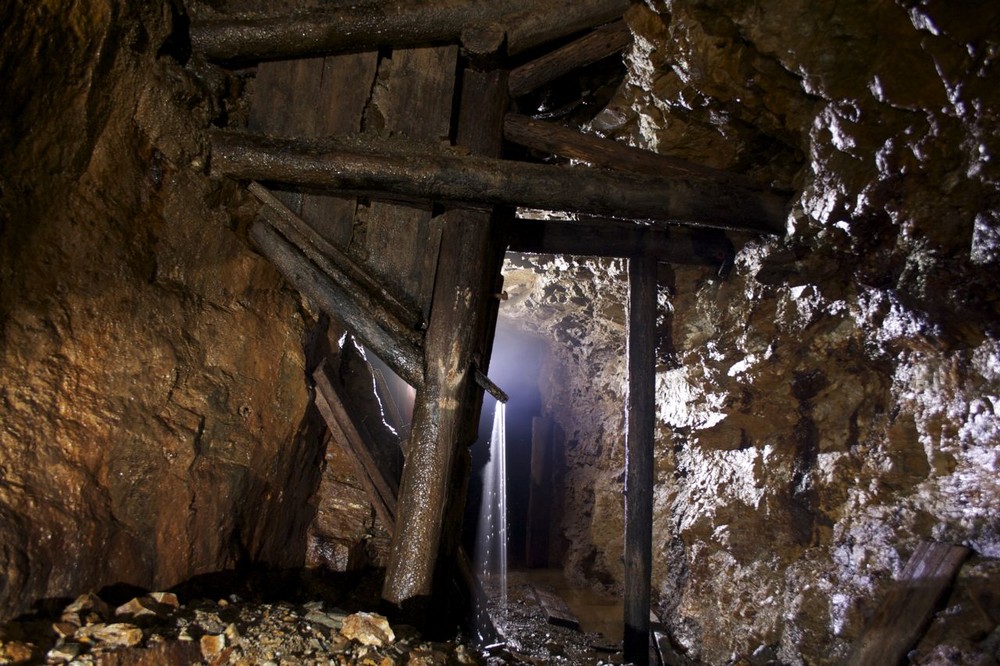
xmin=193 ymin=1 xmax=789 ymax=661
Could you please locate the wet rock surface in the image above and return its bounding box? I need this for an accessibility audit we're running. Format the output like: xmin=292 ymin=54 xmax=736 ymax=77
xmin=0 ymin=578 xmax=629 ymax=666
xmin=0 ymin=0 xmax=324 ymax=621
xmin=500 ymin=2 xmax=1000 ymax=664
xmin=2 ymin=0 xmax=999 ymax=664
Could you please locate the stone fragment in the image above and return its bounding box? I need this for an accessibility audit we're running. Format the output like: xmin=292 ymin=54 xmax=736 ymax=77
xmin=114 ymin=597 xmax=160 ymax=618
xmin=305 ymin=609 xmax=345 ymax=631
xmin=200 ymin=633 xmax=226 ymax=659
xmin=341 ymin=612 xmax=395 ymax=647
xmin=52 ymin=622 xmax=78 ymax=638
xmin=88 ymin=622 xmax=143 ymax=647
xmin=62 ymin=593 xmax=111 ymax=623
xmin=406 ymin=647 xmax=450 ymax=665
xmin=0 ymin=640 xmax=35 ymax=663
xmin=149 ymin=592 xmax=180 ymax=608
xmin=46 ymin=640 xmax=83 ymax=661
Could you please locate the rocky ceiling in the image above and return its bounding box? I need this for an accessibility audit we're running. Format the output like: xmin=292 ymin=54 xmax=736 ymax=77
xmin=1 ymin=0 xmax=999 ymax=664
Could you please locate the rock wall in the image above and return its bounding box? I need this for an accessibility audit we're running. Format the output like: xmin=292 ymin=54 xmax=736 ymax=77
xmin=0 ymin=0 xmax=322 ymax=620
xmin=503 ymin=1 xmax=1000 ymax=663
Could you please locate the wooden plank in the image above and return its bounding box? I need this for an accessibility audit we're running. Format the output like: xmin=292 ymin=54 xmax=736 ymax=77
xmin=505 ymin=1 xmax=629 ymax=55
xmin=211 ymin=130 xmax=789 ymax=235
xmin=509 ymin=215 xmax=735 ymax=266
xmin=190 ymin=0 xmax=630 ymax=62
xmin=624 ymin=255 xmax=657 ymax=666
xmin=313 ymin=372 xmax=398 ymax=532
xmin=531 ymin=584 xmax=581 ymax=630
xmin=526 ymin=417 xmax=553 ymax=568
xmin=509 ymin=20 xmax=630 ymax=98
xmin=248 ymin=221 xmax=424 ymax=389
xmin=849 ymin=541 xmax=970 ymax=666
xmin=504 ymin=113 xmax=771 ymax=191
xmin=250 ymin=182 xmax=425 ymax=341
xmin=362 ymin=45 xmax=457 ymax=321
xmin=248 ymin=53 xmax=377 ymax=247
xmin=382 ymin=68 xmax=509 ymax=608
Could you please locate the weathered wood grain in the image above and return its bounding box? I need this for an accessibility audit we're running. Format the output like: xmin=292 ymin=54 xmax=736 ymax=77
xmin=191 ymin=0 xmax=629 ymax=61
xmin=508 ymin=20 xmax=630 ymax=97
xmin=248 ymin=221 xmax=424 ymax=389
xmin=504 ymin=113 xmax=772 ymax=192
xmin=382 ymin=68 xmax=509 ymax=608
xmin=211 ymin=130 xmax=789 ymax=234
xmin=849 ymin=541 xmax=970 ymax=666
xmin=508 ymin=214 xmax=735 ymax=266
xmin=362 ymin=45 xmax=457 ymax=322
xmin=313 ymin=363 xmax=399 ymax=531
xmin=248 ymin=53 xmax=377 ymax=247
xmin=624 ymin=255 xmax=658 ymax=666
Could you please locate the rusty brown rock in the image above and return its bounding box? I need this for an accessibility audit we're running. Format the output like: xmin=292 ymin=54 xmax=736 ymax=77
xmin=340 ymin=612 xmax=395 ymax=647
xmin=0 ymin=0 xmax=321 ymax=622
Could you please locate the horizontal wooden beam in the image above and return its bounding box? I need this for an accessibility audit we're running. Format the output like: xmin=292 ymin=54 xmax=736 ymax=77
xmin=190 ymin=0 xmax=629 ymax=62
xmin=249 ymin=221 xmax=424 ymax=389
xmin=504 ymin=113 xmax=771 ymax=191
xmin=508 ymin=20 xmax=630 ymax=98
xmin=509 ymin=215 xmax=735 ymax=265
xmin=212 ymin=131 xmax=788 ymax=235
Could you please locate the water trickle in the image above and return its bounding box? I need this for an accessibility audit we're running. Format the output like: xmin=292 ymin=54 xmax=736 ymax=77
xmin=476 ymin=401 xmax=508 ymax=614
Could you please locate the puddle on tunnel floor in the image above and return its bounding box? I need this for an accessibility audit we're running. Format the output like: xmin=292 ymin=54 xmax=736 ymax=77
xmin=511 ymin=569 xmax=624 ymax=643
xmin=481 ymin=568 xmax=626 ymax=665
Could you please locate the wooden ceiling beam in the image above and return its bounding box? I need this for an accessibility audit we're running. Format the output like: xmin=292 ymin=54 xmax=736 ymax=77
xmin=211 ymin=130 xmax=788 ymax=235
xmin=190 ymin=0 xmax=629 ymax=62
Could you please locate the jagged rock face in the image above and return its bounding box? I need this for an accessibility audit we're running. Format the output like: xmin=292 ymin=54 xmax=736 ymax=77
xmin=504 ymin=1 xmax=1000 ymax=663
xmin=0 ymin=1 xmax=322 ymax=620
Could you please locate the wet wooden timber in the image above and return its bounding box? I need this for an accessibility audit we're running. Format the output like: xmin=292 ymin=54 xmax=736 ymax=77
xmin=849 ymin=541 xmax=969 ymax=666
xmin=193 ymin=0 xmax=790 ymax=646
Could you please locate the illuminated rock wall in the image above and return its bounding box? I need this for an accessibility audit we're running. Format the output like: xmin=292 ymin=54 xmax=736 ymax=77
xmin=502 ymin=2 xmax=1000 ymax=662
xmin=0 ymin=0 xmax=323 ymax=619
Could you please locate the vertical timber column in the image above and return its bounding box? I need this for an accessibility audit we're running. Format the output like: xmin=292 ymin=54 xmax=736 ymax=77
xmin=624 ymin=256 xmax=657 ymax=665
xmin=382 ymin=67 xmax=508 ymax=611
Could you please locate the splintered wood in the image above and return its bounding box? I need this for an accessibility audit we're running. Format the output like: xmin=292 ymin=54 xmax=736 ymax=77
xmin=531 ymin=585 xmax=581 ymax=631
xmin=849 ymin=541 xmax=969 ymax=666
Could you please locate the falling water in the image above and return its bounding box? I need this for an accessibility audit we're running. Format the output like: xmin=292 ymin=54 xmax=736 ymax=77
xmin=476 ymin=400 xmax=508 ymax=614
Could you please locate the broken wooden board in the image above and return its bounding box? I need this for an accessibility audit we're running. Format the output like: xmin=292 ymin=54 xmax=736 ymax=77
xmin=849 ymin=540 xmax=970 ymax=666
xmin=248 ymin=52 xmax=377 ymax=248
xmin=531 ymin=584 xmax=581 ymax=631
xmin=313 ymin=361 xmax=399 ymax=531
xmin=359 ymin=45 xmax=457 ymax=322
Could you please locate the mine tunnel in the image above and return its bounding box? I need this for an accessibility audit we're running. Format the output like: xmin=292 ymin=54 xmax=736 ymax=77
xmin=2 ymin=1 xmax=1000 ymax=665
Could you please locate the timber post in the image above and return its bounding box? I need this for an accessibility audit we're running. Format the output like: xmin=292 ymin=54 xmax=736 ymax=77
xmin=624 ymin=255 xmax=658 ymax=666
xmin=381 ymin=65 xmax=509 ymax=618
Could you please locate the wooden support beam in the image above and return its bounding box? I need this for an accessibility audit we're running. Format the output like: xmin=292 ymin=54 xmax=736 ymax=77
xmin=190 ymin=0 xmax=629 ymax=62
xmin=509 ymin=215 xmax=735 ymax=267
xmin=382 ymin=68 xmax=509 ymax=610
xmin=624 ymin=255 xmax=657 ymax=666
xmin=313 ymin=360 xmax=500 ymax=644
xmin=248 ymin=221 xmax=424 ymax=389
xmin=849 ymin=541 xmax=969 ymax=666
xmin=211 ymin=131 xmax=788 ymax=235
xmin=503 ymin=113 xmax=772 ymax=192
xmin=313 ymin=363 xmax=399 ymax=531
xmin=526 ymin=417 xmax=554 ymax=568
xmin=250 ymin=182 xmax=425 ymax=338
xmin=508 ymin=20 xmax=630 ymax=98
